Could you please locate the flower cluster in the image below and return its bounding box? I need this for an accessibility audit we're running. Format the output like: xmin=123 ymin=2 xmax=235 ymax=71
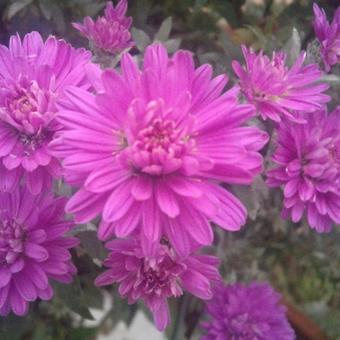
xmin=95 ymin=238 xmax=220 ymax=330
xmin=201 ymin=282 xmax=295 ymax=340
xmin=267 ymin=108 xmax=340 ymax=232
xmin=73 ymin=0 xmax=134 ymax=55
xmin=313 ymin=3 xmax=340 ymax=72
xmin=0 ymin=0 xmax=337 ymax=334
xmin=0 ymin=31 xmax=92 ymax=194
xmin=0 ymin=187 xmax=78 ymax=316
xmin=232 ymin=46 xmax=329 ymax=123
xmin=49 ymin=41 xmax=271 ymax=324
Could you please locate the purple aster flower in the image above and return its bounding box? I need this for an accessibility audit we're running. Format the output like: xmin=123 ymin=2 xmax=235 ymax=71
xmin=201 ymin=282 xmax=295 ymax=340
xmin=52 ymin=43 xmax=268 ymax=256
xmin=0 ymin=186 xmax=79 ymax=316
xmin=267 ymin=108 xmax=340 ymax=232
xmin=313 ymin=3 xmax=340 ymax=72
xmin=232 ymin=45 xmax=330 ymax=123
xmin=0 ymin=31 xmax=92 ymax=194
xmin=72 ymin=0 xmax=134 ymax=55
xmin=95 ymin=238 xmax=220 ymax=331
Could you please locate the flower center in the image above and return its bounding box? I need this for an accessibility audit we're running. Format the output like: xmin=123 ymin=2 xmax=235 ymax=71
xmin=135 ymin=246 xmax=184 ymax=298
xmin=123 ymin=100 xmax=194 ymax=176
xmin=136 ymin=119 xmax=182 ymax=153
xmin=19 ymin=130 xmax=48 ymax=155
xmin=0 ymin=78 xmax=56 ymax=155
xmin=0 ymin=216 xmax=25 ymax=267
xmin=9 ymin=91 xmax=37 ymax=116
xmin=223 ymin=312 xmax=267 ymax=338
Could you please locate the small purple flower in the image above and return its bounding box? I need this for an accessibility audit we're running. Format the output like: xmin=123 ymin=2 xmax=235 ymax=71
xmin=52 ymin=43 xmax=268 ymax=256
xmin=232 ymin=45 xmax=330 ymax=123
xmin=0 ymin=31 xmax=92 ymax=194
xmin=313 ymin=3 xmax=340 ymax=72
xmin=267 ymin=108 xmax=340 ymax=232
xmin=73 ymin=0 xmax=134 ymax=55
xmin=201 ymin=282 xmax=295 ymax=340
xmin=95 ymin=238 xmax=220 ymax=331
xmin=0 ymin=186 xmax=79 ymax=316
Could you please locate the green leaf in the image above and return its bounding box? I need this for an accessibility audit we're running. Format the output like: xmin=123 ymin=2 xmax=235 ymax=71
xmin=39 ymin=0 xmax=52 ymax=20
xmin=283 ymin=27 xmax=301 ymax=66
xmin=155 ymin=17 xmax=173 ymax=42
xmin=320 ymin=74 xmax=340 ymax=85
xmin=50 ymin=3 xmax=66 ymax=33
xmin=78 ymin=230 xmax=107 ymax=260
xmin=67 ymin=327 xmax=98 ymax=340
xmin=0 ymin=314 xmax=31 ymax=340
xmin=54 ymin=279 xmax=94 ymax=320
xmin=5 ymin=0 xmax=33 ymax=20
xmin=164 ymin=38 xmax=181 ymax=54
xmin=131 ymin=27 xmax=151 ymax=52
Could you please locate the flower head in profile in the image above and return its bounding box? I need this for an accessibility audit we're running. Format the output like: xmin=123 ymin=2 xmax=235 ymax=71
xmin=232 ymin=45 xmax=329 ymax=123
xmin=201 ymin=282 xmax=295 ymax=340
xmin=95 ymin=238 xmax=220 ymax=331
xmin=0 ymin=31 xmax=92 ymax=194
xmin=313 ymin=3 xmax=340 ymax=72
xmin=73 ymin=0 xmax=134 ymax=55
xmin=0 ymin=187 xmax=78 ymax=316
xmin=54 ymin=43 xmax=268 ymax=256
xmin=267 ymin=108 xmax=340 ymax=232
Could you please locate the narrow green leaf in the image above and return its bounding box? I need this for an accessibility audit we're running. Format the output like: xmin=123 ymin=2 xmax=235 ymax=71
xmin=131 ymin=27 xmax=151 ymax=52
xmin=155 ymin=17 xmax=173 ymax=42
xmin=5 ymin=0 xmax=33 ymax=20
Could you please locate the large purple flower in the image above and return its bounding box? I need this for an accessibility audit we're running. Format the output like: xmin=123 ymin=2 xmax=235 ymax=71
xmin=313 ymin=3 xmax=340 ymax=72
xmin=73 ymin=0 xmax=134 ymax=55
xmin=95 ymin=237 xmax=220 ymax=331
xmin=232 ymin=46 xmax=329 ymax=123
xmin=201 ymin=282 xmax=295 ymax=340
xmin=0 ymin=31 xmax=92 ymax=194
xmin=53 ymin=43 xmax=268 ymax=256
xmin=267 ymin=108 xmax=340 ymax=232
xmin=0 ymin=186 xmax=79 ymax=316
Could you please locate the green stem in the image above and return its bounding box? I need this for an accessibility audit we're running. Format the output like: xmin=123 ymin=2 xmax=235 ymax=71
xmin=170 ymin=295 xmax=189 ymax=340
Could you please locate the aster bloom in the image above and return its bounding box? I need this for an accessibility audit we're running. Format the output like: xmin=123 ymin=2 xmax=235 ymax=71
xmin=53 ymin=43 xmax=268 ymax=256
xmin=72 ymin=0 xmax=134 ymax=55
xmin=313 ymin=4 xmax=340 ymax=72
xmin=201 ymin=282 xmax=295 ymax=340
xmin=267 ymin=108 xmax=340 ymax=232
xmin=95 ymin=238 xmax=220 ymax=331
xmin=0 ymin=31 xmax=92 ymax=194
xmin=0 ymin=186 xmax=79 ymax=316
xmin=232 ymin=45 xmax=330 ymax=123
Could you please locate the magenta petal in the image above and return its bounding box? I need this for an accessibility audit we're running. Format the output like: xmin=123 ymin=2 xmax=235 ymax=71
xmin=155 ymin=181 xmax=180 ymax=218
xmin=181 ymin=269 xmax=212 ymax=299
xmin=103 ymin=180 xmax=135 ymax=222
xmin=25 ymin=243 xmax=49 ymax=261
xmin=85 ymin=163 xmax=130 ymax=193
xmin=10 ymin=287 xmax=28 ymax=316
xmin=153 ymin=300 xmax=170 ymax=331
xmin=142 ymin=198 xmax=161 ymax=242
xmin=131 ymin=176 xmax=152 ymax=201
xmin=95 ymin=271 xmax=115 ymax=287
xmin=0 ymin=268 xmax=11 ymax=288
xmin=183 ymin=207 xmax=213 ymax=245
xmin=114 ymin=205 xmax=141 ymax=237
xmin=37 ymin=285 xmax=53 ymax=300
xmin=28 ymin=264 xmax=49 ymax=290
xmin=14 ymin=274 xmax=37 ymax=301
xmin=0 ymin=285 xmax=10 ymax=309
xmin=98 ymin=220 xmax=116 ymax=241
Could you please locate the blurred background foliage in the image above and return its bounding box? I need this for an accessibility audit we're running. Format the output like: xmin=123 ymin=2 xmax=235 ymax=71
xmin=0 ymin=0 xmax=339 ymax=339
